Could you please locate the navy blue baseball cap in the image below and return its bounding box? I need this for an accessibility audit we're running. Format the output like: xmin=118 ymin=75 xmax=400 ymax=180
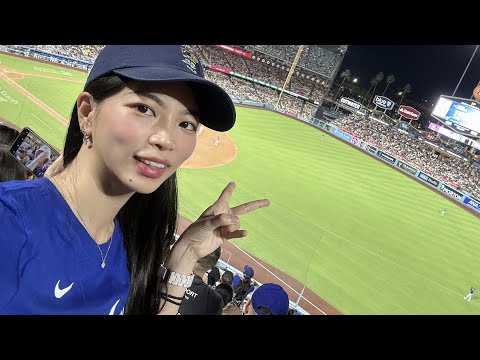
xmin=251 ymin=283 xmax=289 ymax=315
xmin=85 ymin=45 xmax=236 ymax=132
xmin=243 ymin=265 xmax=254 ymax=278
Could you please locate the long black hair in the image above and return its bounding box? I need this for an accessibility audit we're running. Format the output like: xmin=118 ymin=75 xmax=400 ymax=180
xmin=62 ymin=75 xmax=178 ymax=314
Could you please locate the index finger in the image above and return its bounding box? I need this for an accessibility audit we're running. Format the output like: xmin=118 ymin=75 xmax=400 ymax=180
xmin=217 ymin=182 xmax=236 ymax=203
xmin=231 ymin=198 xmax=270 ymax=216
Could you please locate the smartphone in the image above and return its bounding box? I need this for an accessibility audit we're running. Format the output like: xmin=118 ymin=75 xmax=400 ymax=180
xmin=9 ymin=127 xmax=60 ymax=179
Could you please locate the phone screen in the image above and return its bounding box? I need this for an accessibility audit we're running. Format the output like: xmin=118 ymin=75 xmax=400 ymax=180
xmin=9 ymin=127 xmax=60 ymax=178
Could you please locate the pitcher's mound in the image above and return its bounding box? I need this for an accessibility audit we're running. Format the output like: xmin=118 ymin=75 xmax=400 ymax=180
xmin=181 ymin=125 xmax=237 ymax=169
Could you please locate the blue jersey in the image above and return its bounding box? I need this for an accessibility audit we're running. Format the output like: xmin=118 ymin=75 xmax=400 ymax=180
xmin=0 ymin=178 xmax=130 ymax=314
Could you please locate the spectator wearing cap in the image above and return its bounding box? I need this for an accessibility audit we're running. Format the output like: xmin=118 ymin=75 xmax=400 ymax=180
xmin=232 ymin=265 xmax=255 ymax=307
xmin=243 ymin=283 xmax=290 ymax=315
xmin=232 ymin=265 xmax=255 ymax=288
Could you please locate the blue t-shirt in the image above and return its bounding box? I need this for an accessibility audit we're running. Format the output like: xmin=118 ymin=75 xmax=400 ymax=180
xmin=0 ymin=178 xmax=130 ymax=314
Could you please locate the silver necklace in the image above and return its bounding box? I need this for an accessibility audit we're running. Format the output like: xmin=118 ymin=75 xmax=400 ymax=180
xmin=97 ymin=227 xmax=114 ymax=269
xmin=51 ymin=177 xmax=115 ymax=269
xmin=74 ymin=200 xmax=115 ymax=269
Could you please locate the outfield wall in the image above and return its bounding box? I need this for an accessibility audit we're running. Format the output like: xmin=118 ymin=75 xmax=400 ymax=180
xmin=232 ymin=99 xmax=480 ymax=214
xmin=3 ymin=47 xmax=477 ymax=214
xmin=323 ymin=124 xmax=480 ymax=213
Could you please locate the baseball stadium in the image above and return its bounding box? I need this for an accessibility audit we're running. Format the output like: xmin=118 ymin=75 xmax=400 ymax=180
xmin=1 ymin=45 xmax=480 ymax=315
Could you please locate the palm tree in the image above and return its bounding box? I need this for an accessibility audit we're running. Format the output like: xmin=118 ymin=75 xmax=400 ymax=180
xmin=363 ymin=77 xmax=377 ymax=105
xmin=382 ymin=74 xmax=395 ymax=96
xmin=359 ymin=88 xmax=369 ymax=103
xmin=335 ymin=69 xmax=352 ymax=101
xmin=399 ymin=83 xmax=412 ymax=105
xmin=368 ymin=72 xmax=384 ymax=104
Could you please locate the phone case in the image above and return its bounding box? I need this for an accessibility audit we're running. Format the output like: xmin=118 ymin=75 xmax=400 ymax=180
xmin=9 ymin=127 xmax=60 ymax=179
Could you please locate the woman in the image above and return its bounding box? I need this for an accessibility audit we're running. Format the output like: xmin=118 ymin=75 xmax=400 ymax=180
xmin=0 ymin=45 xmax=269 ymax=314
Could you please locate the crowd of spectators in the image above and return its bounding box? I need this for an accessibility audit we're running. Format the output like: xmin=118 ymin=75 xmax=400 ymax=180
xmin=241 ymin=45 xmax=343 ymax=78
xmin=2 ymin=45 xmax=330 ymax=118
xmin=331 ymin=113 xmax=480 ymax=197
xmin=2 ymin=44 xmax=478 ymax=196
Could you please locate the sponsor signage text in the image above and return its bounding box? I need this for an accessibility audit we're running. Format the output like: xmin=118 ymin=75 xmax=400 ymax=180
xmin=463 ymin=196 xmax=480 ymax=212
xmin=439 ymin=184 xmax=463 ymax=201
xmin=398 ymin=105 xmax=421 ymax=120
xmin=340 ymin=97 xmax=363 ymax=110
xmin=365 ymin=144 xmax=377 ymax=154
xmin=397 ymin=160 xmax=417 ymax=175
xmin=351 ymin=136 xmax=362 ymax=146
xmin=373 ymin=95 xmax=394 ymax=110
xmin=333 ymin=127 xmax=352 ymax=142
xmin=376 ymin=150 xmax=396 ymax=164
xmin=417 ymin=171 xmax=439 ymax=187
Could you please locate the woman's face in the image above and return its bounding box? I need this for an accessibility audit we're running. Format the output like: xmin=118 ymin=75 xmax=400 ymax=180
xmin=86 ymin=81 xmax=199 ymax=194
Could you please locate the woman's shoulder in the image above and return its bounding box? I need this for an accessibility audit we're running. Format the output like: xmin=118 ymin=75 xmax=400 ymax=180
xmin=0 ymin=177 xmax=51 ymax=193
xmin=0 ymin=178 xmax=52 ymax=209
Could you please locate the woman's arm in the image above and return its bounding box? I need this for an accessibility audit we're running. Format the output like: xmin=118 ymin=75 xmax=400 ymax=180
xmin=157 ymin=182 xmax=269 ymax=315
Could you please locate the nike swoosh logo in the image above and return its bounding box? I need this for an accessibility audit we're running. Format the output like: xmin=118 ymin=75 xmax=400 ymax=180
xmin=109 ymin=299 xmax=120 ymax=315
xmin=54 ymin=280 xmax=74 ymax=299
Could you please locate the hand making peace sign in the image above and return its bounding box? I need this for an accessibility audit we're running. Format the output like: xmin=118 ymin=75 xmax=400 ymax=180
xmin=178 ymin=182 xmax=270 ymax=260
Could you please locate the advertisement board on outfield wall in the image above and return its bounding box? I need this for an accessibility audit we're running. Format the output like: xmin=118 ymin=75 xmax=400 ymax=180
xmin=376 ymin=150 xmax=396 ymax=164
xmin=351 ymin=136 xmax=362 ymax=146
xmin=417 ymin=171 xmax=440 ymax=187
xmin=439 ymin=184 xmax=464 ymax=201
xmin=231 ymin=103 xmax=477 ymax=215
xmin=333 ymin=128 xmax=352 ymax=142
xmin=365 ymin=144 xmax=377 ymax=154
xmin=397 ymin=160 xmax=417 ymax=175
xmin=463 ymin=196 xmax=480 ymax=212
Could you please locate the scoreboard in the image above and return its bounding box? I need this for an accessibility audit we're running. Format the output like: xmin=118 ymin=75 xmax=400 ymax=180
xmin=432 ymin=95 xmax=480 ymax=137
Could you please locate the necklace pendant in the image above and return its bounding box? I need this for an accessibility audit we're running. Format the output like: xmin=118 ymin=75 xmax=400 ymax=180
xmin=101 ymin=261 xmax=106 ymax=268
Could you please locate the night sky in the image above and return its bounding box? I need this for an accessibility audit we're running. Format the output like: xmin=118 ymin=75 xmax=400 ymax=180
xmin=339 ymin=45 xmax=480 ymax=106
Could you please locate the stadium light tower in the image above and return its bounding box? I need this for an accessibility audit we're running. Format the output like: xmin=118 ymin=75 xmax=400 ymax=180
xmin=276 ymin=45 xmax=305 ymax=108
xmin=452 ymin=45 xmax=479 ymax=97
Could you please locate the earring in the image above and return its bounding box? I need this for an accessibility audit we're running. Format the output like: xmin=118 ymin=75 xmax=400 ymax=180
xmin=81 ymin=129 xmax=91 ymax=147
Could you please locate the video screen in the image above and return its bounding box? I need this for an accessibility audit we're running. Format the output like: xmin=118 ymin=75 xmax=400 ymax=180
xmin=12 ymin=130 xmax=60 ymax=178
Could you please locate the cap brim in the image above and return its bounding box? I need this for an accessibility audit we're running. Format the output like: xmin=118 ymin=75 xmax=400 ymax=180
xmin=113 ymin=67 xmax=236 ymax=132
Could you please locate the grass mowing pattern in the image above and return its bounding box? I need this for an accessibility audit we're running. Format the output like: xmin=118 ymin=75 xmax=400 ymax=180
xmin=0 ymin=53 xmax=85 ymax=148
xmin=3 ymin=54 xmax=479 ymax=313
xmin=178 ymin=107 xmax=480 ymax=314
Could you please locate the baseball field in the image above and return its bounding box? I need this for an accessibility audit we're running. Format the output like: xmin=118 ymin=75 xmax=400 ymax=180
xmin=1 ymin=52 xmax=480 ymax=314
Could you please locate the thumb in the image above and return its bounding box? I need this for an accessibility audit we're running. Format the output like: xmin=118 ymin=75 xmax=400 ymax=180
xmin=199 ymin=213 xmax=239 ymax=232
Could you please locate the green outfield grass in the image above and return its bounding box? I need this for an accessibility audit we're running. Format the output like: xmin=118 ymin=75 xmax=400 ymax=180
xmin=0 ymin=53 xmax=85 ymax=148
xmin=3 ymin=53 xmax=480 ymax=314
xmin=177 ymin=107 xmax=480 ymax=314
